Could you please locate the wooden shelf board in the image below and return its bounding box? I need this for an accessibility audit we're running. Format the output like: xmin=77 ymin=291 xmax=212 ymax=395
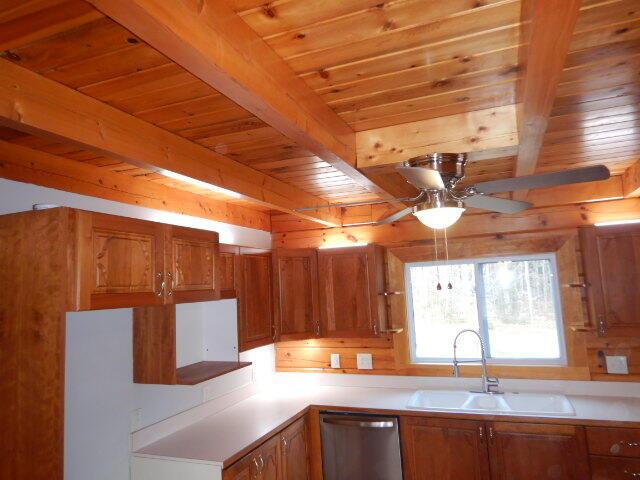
xmin=176 ymin=361 xmax=252 ymax=385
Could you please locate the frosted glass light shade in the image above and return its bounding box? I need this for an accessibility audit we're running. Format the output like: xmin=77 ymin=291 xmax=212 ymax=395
xmin=413 ymin=206 xmax=465 ymax=229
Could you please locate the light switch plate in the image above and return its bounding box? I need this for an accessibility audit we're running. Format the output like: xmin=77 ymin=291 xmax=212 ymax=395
xmin=357 ymin=353 xmax=373 ymax=370
xmin=605 ymin=355 xmax=629 ymax=374
xmin=330 ymin=353 xmax=341 ymax=369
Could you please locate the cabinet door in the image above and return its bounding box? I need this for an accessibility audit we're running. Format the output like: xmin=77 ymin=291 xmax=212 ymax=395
xmin=488 ymin=422 xmax=590 ymax=480
xmin=258 ymin=435 xmax=280 ymax=480
xmin=280 ymin=417 xmax=310 ymax=480
xmin=219 ymin=244 xmax=239 ymax=299
xmin=223 ymin=453 xmax=256 ymax=480
xmin=238 ymin=253 xmax=274 ymax=351
xmin=166 ymin=225 xmax=219 ymax=303
xmin=581 ymin=225 xmax=640 ymax=337
xmin=74 ymin=211 xmax=165 ymax=310
xmin=318 ymin=245 xmax=386 ymax=337
xmin=274 ymin=249 xmax=319 ymax=341
xmin=401 ymin=416 xmax=490 ymax=480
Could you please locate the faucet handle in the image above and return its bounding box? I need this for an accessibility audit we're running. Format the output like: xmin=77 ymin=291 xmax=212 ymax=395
xmin=486 ymin=377 xmax=503 ymax=394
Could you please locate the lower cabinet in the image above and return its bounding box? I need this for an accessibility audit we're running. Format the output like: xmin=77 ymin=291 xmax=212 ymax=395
xmin=402 ymin=418 xmax=590 ymax=480
xmin=223 ymin=416 xmax=309 ymax=480
xmin=401 ymin=417 xmax=490 ymax=480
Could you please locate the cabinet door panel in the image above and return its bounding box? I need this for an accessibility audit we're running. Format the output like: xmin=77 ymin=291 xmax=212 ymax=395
xmin=76 ymin=211 xmax=164 ymax=310
xmin=280 ymin=417 xmax=310 ymax=480
xmin=402 ymin=416 xmax=490 ymax=480
xmin=488 ymin=422 xmax=589 ymax=480
xmin=219 ymin=244 xmax=239 ymax=299
xmin=318 ymin=246 xmax=384 ymax=337
xmin=590 ymin=455 xmax=640 ymax=480
xmin=274 ymin=249 xmax=319 ymax=341
xmin=581 ymin=225 xmax=640 ymax=337
xmin=238 ymin=253 xmax=274 ymax=351
xmin=167 ymin=226 xmax=219 ymax=303
xmin=223 ymin=454 xmax=255 ymax=480
xmin=259 ymin=435 xmax=280 ymax=480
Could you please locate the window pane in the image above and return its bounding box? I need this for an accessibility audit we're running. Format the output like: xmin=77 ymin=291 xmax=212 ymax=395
xmin=480 ymin=259 xmax=561 ymax=359
xmin=409 ymin=263 xmax=480 ymax=359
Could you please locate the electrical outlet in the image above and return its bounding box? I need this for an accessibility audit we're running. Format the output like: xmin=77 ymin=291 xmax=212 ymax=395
xmin=130 ymin=408 xmax=142 ymax=432
xmin=357 ymin=353 xmax=373 ymax=370
xmin=606 ymin=355 xmax=629 ymax=374
xmin=330 ymin=353 xmax=341 ymax=368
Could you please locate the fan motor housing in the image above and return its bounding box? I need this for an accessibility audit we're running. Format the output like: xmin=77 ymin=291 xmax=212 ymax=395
xmin=405 ymin=153 xmax=467 ymax=189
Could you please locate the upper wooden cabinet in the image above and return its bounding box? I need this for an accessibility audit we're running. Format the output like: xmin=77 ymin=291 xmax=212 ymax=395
xmin=580 ymin=225 xmax=640 ymax=337
xmin=273 ymin=249 xmax=320 ymax=341
xmin=237 ymin=252 xmax=274 ymax=352
xmin=318 ymin=245 xmax=388 ymax=337
xmin=72 ymin=210 xmax=219 ymax=310
xmin=219 ymin=244 xmax=240 ymax=299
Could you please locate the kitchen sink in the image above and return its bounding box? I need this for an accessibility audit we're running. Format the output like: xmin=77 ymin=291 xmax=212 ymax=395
xmin=408 ymin=390 xmax=575 ymax=416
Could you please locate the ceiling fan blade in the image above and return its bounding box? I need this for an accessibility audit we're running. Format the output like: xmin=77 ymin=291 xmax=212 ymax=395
xmin=464 ymin=195 xmax=532 ymax=214
xmin=375 ymin=206 xmax=415 ymax=225
xmin=473 ymin=165 xmax=610 ymax=194
xmin=396 ymin=166 xmax=445 ymax=190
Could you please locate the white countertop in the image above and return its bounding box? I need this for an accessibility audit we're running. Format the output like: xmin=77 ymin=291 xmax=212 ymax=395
xmin=133 ymin=383 xmax=640 ymax=466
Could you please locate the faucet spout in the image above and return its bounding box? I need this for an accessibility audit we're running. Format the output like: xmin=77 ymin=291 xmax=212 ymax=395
xmin=452 ymin=329 xmax=502 ymax=394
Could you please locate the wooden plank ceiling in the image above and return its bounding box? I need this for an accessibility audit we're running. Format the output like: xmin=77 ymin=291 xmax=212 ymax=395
xmin=0 ymin=0 xmax=638 ymax=229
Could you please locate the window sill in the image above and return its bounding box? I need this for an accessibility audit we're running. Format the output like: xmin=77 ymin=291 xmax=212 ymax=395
xmin=397 ymin=363 xmax=591 ymax=381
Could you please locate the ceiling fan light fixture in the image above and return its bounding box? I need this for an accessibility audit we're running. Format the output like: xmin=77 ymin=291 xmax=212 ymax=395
xmin=413 ymin=206 xmax=465 ymax=229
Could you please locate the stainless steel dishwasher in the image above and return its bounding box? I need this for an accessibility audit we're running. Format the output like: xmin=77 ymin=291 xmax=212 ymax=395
xmin=320 ymin=411 xmax=403 ymax=480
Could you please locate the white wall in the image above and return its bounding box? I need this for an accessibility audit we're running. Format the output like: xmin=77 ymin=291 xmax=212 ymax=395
xmin=0 ymin=179 xmax=274 ymax=480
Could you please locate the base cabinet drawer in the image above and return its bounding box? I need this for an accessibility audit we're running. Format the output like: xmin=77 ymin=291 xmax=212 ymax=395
xmin=591 ymin=455 xmax=640 ymax=479
xmin=587 ymin=427 xmax=640 ymax=458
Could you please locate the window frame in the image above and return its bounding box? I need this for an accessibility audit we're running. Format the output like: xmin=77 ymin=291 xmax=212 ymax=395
xmin=404 ymin=252 xmax=568 ymax=366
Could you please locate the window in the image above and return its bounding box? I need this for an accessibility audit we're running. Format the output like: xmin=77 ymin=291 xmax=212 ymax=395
xmin=405 ymin=253 xmax=566 ymax=365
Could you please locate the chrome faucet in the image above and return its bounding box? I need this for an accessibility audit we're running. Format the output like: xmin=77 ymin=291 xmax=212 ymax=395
xmin=452 ymin=329 xmax=502 ymax=394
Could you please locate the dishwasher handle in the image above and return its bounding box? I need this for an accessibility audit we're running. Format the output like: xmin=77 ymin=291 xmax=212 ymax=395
xmin=322 ymin=417 xmax=395 ymax=429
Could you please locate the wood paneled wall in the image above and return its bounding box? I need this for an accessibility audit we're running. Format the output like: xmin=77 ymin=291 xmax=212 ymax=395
xmin=276 ymin=228 xmax=640 ymax=382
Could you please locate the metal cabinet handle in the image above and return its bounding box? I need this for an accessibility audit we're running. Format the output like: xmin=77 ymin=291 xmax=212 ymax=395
xmin=272 ymin=324 xmax=277 ymax=340
xmin=155 ymin=272 xmax=164 ymax=297
xmin=259 ymin=455 xmax=264 ymax=470
xmin=611 ymin=441 xmax=640 ymax=454
xmin=624 ymin=470 xmax=640 ymax=478
xmin=322 ymin=417 xmax=394 ymax=428
xmin=315 ymin=321 xmax=320 ymax=336
xmin=166 ymin=271 xmax=174 ymax=296
xmin=598 ymin=314 xmax=607 ymax=336
xmin=281 ymin=436 xmax=287 ymax=452
xmin=378 ymin=291 xmax=404 ymax=296
xmin=489 ymin=426 xmax=495 ymax=441
xmin=479 ymin=426 xmax=484 ymax=443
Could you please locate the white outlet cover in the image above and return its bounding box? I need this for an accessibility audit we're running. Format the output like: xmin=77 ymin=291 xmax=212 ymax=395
xmin=330 ymin=353 xmax=341 ymax=369
xmin=605 ymin=355 xmax=629 ymax=374
xmin=357 ymin=353 xmax=373 ymax=370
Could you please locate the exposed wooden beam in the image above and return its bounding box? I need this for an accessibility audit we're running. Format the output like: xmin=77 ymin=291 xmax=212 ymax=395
xmin=0 ymin=59 xmax=341 ymax=226
xmin=273 ymin=198 xmax=640 ymax=249
xmin=86 ymin=0 xmax=391 ymax=199
xmin=514 ymin=0 xmax=581 ymax=199
xmin=623 ymin=160 xmax=640 ymax=197
xmin=0 ymin=140 xmax=271 ymax=232
xmin=356 ymin=105 xmax=519 ymax=170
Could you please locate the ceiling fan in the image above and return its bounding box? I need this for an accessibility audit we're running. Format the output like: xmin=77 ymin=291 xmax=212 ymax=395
xmin=296 ymin=153 xmax=611 ymax=229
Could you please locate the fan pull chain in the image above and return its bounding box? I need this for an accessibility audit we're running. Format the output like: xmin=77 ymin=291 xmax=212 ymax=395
xmin=444 ymin=227 xmax=453 ymax=290
xmin=434 ymin=228 xmax=442 ymax=291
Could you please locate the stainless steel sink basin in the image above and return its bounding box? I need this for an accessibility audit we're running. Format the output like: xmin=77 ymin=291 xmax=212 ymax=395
xmin=408 ymin=390 xmax=575 ymax=416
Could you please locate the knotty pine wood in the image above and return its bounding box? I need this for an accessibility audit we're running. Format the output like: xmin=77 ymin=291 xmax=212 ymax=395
xmin=0 ymin=138 xmax=272 ymax=231
xmin=0 ymin=208 xmax=71 ymax=480
xmin=0 ymin=59 xmax=342 ymax=226
xmin=623 ymin=160 xmax=640 ymax=197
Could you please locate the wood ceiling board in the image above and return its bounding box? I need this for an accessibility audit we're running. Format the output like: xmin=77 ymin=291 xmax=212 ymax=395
xmin=570 ymin=16 xmax=640 ymax=53
xmin=513 ymin=0 xmax=581 ymax=195
xmin=0 ymin=139 xmax=272 ymax=230
xmin=0 ymin=60 xmax=342 ymax=226
xmin=343 ymin=82 xmax=518 ymax=132
xmin=300 ymin=25 xmax=522 ymax=91
xmin=278 ymin=1 xmax=521 ymax=74
xmin=87 ymin=0 xmax=395 ymax=203
xmin=357 ymin=104 xmax=519 ymax=168
xmin=0 ymin=0 xmax=102 ymax=51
